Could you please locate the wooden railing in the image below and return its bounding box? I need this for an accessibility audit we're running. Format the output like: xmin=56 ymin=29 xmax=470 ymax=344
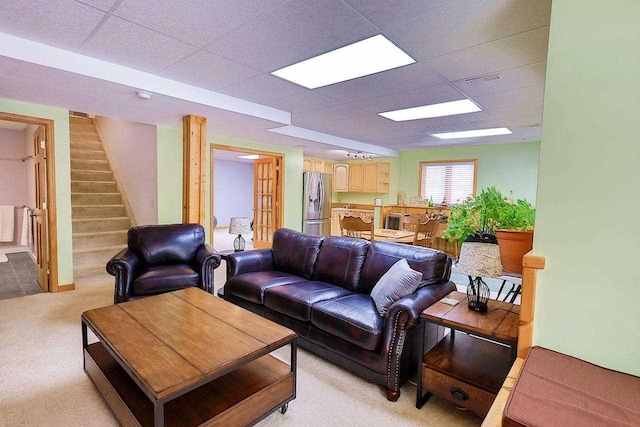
xmin=482 ymin=251 xmax=546 ymax=427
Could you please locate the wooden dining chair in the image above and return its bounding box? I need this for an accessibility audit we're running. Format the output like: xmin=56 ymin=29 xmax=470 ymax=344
xmin=340 ymin=215 xmax=375 ymax=241
xmin=413 ymin=219 xmax=440 ymax=247
xmin=402 ymin=214 xmax=428 ymax=232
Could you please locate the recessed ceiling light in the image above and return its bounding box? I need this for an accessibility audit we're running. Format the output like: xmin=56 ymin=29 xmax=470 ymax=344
xmin=432 ymin=127 xmax=513 ymax=139
xmin=271 ymin=35 xmax=415 ymax=89
xmin=237 ymin=154 xmax=259 ymax=160
xmin=136 ymin=90 xmax=151 ymax=100
xmin=379 ymin=99 xmax=481 ymax=122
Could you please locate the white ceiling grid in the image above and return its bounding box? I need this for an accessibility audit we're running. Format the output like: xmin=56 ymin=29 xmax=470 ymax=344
xmin=0 ymin=0 xmax=552 ymax=158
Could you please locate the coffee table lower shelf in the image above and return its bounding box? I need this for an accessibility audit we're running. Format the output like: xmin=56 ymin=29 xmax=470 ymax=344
xmin=84 ymin=342 xmax=294 ymax=427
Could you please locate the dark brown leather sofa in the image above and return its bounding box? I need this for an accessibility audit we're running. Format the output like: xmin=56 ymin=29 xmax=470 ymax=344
xmin=107 ymin=224 xmax=221 ymax=303
xmin=222 ymin=228 xmax=455 ymax=401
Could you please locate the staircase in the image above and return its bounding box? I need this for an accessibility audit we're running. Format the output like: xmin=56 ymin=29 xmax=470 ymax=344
xmin=69 ymin=115 xmax=131 ymax=282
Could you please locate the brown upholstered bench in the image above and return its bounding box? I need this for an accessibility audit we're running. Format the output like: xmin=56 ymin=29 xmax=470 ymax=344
xmin=503 ymin=347 xmax=640 ymax=426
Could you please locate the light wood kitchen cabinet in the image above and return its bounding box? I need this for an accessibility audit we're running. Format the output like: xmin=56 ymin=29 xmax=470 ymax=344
xmin=303 ymin=158 xmax=313 ymax=172
xmin=333 ymin=164 xmax=349 ymax=192
xmin=332 ymin=161 xmax=391 ymax=193
xmin=362 ymin=163 xmax=379 ymax=192
xmin=303 ymin=157 xmax=334 ymax=174
xmin=377 ymin=162 xmax=390 ymax=193
xmin=348 ymin=163 xmax=364 ymax=192
xmin=324 ymin=161 xmax=333 ymax=175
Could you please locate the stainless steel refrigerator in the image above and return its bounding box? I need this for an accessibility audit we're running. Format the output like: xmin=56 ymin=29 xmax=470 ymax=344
xmin=302 ymin=172 xmax=332 ymax=236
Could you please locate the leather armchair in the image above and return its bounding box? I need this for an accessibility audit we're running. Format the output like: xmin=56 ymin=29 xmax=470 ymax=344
xmin=107 ymin=224 xmax=221 ymax=303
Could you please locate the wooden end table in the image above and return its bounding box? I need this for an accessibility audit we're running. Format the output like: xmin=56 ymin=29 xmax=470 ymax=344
xmin=218 ymin=249 xmax=236 ymax=282
xmin=416 ymin=291 xmax=518 ymax=417
xmin=82 ymin=287 xmax=296 ymax=426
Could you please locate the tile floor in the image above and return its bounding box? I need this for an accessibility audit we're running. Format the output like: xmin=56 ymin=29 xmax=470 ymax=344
xmin=0 ymin=252 xmax=42 ymax=300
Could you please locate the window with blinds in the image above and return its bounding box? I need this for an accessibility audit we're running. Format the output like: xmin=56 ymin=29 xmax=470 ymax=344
xmin=419 ymin=160 xmax=477 ymax=205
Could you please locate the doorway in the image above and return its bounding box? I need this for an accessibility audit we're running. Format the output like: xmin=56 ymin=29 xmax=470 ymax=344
xmin=0 ymin=112 xmax=60 ymax=294
xmin=209 ymin=144 xmax=284 ymax=250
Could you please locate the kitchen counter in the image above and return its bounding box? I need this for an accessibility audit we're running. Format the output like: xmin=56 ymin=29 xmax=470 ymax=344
xmin=331 ymin=208 xmax=374 ymax=212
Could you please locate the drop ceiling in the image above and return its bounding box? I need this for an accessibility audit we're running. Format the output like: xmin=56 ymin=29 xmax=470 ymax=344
xmin=0 ymin=0 xmax=551 ymax=159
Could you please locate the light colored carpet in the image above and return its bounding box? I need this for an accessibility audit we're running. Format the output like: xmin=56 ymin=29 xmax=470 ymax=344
xmin=0 ymin=238 xmax=481 ymax=427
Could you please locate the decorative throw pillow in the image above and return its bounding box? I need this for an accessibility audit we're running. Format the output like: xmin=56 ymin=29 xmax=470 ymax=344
xmin=370 ymin=259 xmax=423 ymax=316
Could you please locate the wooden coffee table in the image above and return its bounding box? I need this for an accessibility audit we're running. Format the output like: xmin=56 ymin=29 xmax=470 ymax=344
xmin=82 ymin=287 xmax=296 ymax=427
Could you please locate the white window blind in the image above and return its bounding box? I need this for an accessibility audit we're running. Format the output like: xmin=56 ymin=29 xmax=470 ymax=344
xmin=420 ymin=161 xmax=476 ymax=205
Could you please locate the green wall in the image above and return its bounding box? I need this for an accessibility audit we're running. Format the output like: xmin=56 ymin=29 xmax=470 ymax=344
xmin=533 ymin=1 xmax=640 ymax=376
xmin=156 ymin=128 xmax=304 ymax=235
xmin=398 ymin=142 xmax=540 ymax=204
xmin=157 ymin=126 xmax=183 ymax=224
xmin=0 ymin=98 xmax=72 ymax=286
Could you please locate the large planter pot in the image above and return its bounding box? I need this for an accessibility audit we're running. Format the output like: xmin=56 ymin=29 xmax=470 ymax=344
xmin=495 ymin=230 xmax=534 ymax=274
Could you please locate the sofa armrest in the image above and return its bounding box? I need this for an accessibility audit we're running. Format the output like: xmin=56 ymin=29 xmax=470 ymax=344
xmin=379 ymin=281 xmax=456 ymax=395
xmin=106 ymin=248 xmax=144 ymax=303
xmin=385 ymin=281 xmax=456 ymax=332
xmin=193 ymin=244 xmax=222 ymax=293
xmin=227 ymin=249 xmax=274 ymax=277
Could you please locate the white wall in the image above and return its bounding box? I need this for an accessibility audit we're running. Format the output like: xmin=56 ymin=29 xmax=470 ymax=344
xmin=95 ymin=116 xmax=158 ymax=225
xmin=0 ymin=128 xmax=27 ymax=207
xmin=0 ymin=127 xmax=27 ymax=247
xmin=213 ymin=159 xmax=253 ymax=227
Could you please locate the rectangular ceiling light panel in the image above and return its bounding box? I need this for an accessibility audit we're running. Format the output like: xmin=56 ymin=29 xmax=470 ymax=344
xmin=379 ymin=99 xmax=481 ymax=121
xmin=271 ymin=35 xmax=415 ymax=89
xmin=432 ymin=127 xmax=512 ymax=139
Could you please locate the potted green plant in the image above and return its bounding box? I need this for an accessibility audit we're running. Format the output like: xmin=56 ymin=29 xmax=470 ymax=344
xmin=442 ymin=187 xmax=535 ymax=273
xmin=493 ymin=197 xmax=535 ymax=273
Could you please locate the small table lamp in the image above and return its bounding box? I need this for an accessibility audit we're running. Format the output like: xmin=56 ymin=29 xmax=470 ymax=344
xmin=229 ymin=217 xmax=251 ymax=252
xmin=456 ymin=241 xmax=503 ymax=312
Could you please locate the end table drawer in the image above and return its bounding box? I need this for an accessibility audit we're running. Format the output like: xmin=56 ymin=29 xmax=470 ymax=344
xmin=422 ymin=367 xmax=495 ymax=416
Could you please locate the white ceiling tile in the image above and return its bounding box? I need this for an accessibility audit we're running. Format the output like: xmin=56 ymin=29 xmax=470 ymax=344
xmin=314 ymin=113 xmax=393 ymax=133
xmin=316 ymin=61 xmax=446 ymax=102
xmin=350 ymin=83 xmax=465 ymax=113
xmin=76 ymin=0 xmax=119 ymax=11
xmin=293 ymin=104 xmax=369 ymax=124
xmin=501 ymin=113 xmax=543 ymax=129
xmin=474 ymin=84 xmax=544 ymax=110
xmin=266 ymin=91 xmax=341 ymax=113
xmin=218 ymin=74 xmax=306 ymax=103
xmin=385 ymin=0 xmax=552 ymax=60
xmin=341 ymin=0 xmax=447 ymax=29
xmin=430 ymin=27 xmax=550 ymax=82
xmin=453 ymin=62 xmax=547 ymax=97
xmin=114 ymin=0 xmax=286 ymax=47
xmin=159 ymin=50 xmax=261 ymax=90
xmin=489 ymin=100 xmax=543 ymax=119
xmin=0 ymin=0 xmax=105 ymax=50
xmin=204 ymin=0 xmax=379 ymax=72
xmin=79 ymin=16 xmax=198 ymax=73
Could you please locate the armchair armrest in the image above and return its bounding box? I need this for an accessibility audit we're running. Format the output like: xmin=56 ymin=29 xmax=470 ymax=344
xmin=106 ymin=248 xmax=144 ymax=303
xmin=227 ymin=249 xmax=274 ymax=278
xmin=193 ymin=244 xmax=221 ymax=293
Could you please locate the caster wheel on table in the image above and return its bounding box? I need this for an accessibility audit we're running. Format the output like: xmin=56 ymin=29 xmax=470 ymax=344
xmin=280 ymin=404 xmax=288 ymax=414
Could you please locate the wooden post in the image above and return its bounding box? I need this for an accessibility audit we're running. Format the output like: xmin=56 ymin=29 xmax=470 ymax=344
xmin=182 ymin=115 xmax=207 ymax=226
xmin=482 ymin=251 xmax=546 ymax=427
xmin=518 ymin=252 xmax=546 ymax=358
